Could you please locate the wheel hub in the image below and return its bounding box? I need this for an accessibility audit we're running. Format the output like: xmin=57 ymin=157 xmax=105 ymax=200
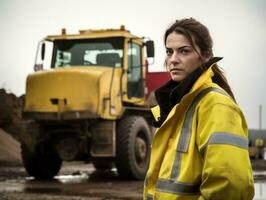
xmin=135 ymin=137 xmax=147 ymax=162
xmin=56 ymin=137 xmax=80 ymax=161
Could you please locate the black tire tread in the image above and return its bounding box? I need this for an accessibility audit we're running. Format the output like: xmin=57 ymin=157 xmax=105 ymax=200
xmin=115 ymin=116 xmax=151 ymax=180
xmin=21 ymin=143 xmax=62 ymax=179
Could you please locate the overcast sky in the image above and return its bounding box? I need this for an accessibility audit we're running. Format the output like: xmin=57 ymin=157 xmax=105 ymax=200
xmin=0 ymin=0 xmax=265 ymax=129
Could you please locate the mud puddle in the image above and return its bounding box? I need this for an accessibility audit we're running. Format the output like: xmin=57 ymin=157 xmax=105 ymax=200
xmin=0 ymin=161 xmax=143 ymax=200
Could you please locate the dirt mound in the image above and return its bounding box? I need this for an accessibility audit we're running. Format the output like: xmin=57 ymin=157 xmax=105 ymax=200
xmin=0 ymin=88 xmax=24 ymax=140
xmin=0 ymin=129 xmax=21 ymax=161
xmin=0 ymin=89 xmax=23 ymax=162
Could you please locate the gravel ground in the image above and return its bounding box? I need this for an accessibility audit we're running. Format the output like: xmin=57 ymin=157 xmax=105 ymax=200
xmin=1 ymin=160 xmax=266 ymax=200
xmin=0 ymin=161 xmax=143 ymax=200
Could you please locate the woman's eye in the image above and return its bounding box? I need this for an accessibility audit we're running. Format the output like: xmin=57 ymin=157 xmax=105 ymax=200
xmin=180 ymin=49 xmax=190 ymax=54
xmin=166 ymin=49 xmax=172 ymax=56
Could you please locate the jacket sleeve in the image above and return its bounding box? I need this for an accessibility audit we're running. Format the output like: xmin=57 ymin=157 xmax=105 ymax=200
xmin=196 ymin=97 xmax=254 ymax=200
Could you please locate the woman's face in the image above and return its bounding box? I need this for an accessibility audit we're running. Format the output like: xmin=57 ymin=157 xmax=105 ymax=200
xmin=165 ymin=32 xmax=208 ymax=82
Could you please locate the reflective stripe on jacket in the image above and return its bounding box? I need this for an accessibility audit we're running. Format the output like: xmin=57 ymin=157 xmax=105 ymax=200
xmin=143 ymin=64 xmax=254 ymax=200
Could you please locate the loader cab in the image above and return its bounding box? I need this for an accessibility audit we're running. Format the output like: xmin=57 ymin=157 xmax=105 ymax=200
xmin=33 ymin=28 xmax=154 ymax=105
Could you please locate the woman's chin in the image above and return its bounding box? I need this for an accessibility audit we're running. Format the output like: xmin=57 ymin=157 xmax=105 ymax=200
xmin=171 ymin=74 xmax=184 ymax=82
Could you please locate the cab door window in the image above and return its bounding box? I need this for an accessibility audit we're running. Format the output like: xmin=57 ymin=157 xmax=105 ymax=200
xmin=127 ymin=42 xmax=143 ymax=98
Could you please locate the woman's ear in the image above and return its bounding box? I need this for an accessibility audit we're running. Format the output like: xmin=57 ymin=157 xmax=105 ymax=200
xmin=203 ymin=56 xmax=211 ymax=63
xmin=203 ymin=53 xmax=212 ymax=63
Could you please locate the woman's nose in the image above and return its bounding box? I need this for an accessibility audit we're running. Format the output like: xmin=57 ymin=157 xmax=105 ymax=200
xmin=169 ymin=51 xmax=180 ymax=63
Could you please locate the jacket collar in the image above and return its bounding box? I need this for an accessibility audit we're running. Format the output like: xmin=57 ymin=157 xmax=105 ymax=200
xmin=190 ymin=57 xmax=222 ymax=93
xmin=153 ymin=57 xmax=222 ymax=127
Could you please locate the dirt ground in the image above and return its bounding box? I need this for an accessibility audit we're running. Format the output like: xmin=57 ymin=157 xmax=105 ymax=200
xmin=0 ymin=160 xmax=143 ymax=200
xmin=1 ymin=157 xmax=266 ymax=200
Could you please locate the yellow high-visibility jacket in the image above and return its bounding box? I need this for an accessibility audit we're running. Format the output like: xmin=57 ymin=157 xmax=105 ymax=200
xmin=143 ymin=64 xmax=254 ymax=200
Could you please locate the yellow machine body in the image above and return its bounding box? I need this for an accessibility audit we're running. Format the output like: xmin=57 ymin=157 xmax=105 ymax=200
xmin=25 ymin=67 xmax=123 ymax=120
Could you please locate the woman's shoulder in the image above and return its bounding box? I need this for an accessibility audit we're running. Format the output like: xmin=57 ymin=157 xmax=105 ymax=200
xmin=197 ymin=84 xmax=240 ymax=112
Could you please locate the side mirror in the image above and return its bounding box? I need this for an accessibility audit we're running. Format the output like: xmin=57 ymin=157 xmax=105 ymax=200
xmin=145 ymin=40 xmax=154 ymax=58
xmin=41 ymin=42 xmax=46 ymax=60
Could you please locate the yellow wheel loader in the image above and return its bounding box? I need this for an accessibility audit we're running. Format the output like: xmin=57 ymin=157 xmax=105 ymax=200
xmin=22 ymin=26 xmax=169 ymax=180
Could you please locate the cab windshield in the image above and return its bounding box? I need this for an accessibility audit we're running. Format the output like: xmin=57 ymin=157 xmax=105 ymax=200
xmin=51 ymin=37 xmax=124 ymax=68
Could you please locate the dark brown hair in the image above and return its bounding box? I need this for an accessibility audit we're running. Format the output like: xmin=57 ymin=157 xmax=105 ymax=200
xmin=164 ymin=18 xmax=236 ymax=101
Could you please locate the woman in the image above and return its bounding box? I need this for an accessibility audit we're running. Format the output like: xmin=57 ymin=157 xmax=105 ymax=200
xmin=143 ymin=18 xmax=254 ymax=200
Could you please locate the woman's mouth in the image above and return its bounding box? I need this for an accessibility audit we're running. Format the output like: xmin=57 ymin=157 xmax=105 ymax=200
xmin=170 ymin=68 xmax=183 ymax=73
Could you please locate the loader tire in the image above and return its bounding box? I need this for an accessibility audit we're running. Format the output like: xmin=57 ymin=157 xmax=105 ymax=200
xmin=21 ymin=143 xmax=62 ymax=179
xmin=115 ymin=116 xmax=151 ymax=180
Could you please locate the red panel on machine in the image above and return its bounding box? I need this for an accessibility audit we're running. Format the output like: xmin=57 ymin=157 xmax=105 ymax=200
xmin=146 ymin=71 xmax=170 ymax=95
